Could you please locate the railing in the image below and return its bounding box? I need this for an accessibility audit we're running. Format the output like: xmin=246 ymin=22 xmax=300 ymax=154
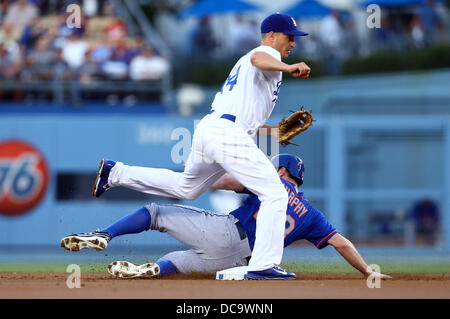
xmin=308 ymin=116 xmax=450 ymax=249
xmin=123 ymin=0 xmax=173 ymax=105
xmin=0 ymin=78 xmax=166 ymax=106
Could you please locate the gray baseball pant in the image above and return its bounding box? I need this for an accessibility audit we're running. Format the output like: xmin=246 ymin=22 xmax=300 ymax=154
xmin=145 ymin=203 xmax=252 ymax=274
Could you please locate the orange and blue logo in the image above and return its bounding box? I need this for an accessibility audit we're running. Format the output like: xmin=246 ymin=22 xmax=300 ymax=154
xmin=0 ymin=140 xmax=49 ymax=216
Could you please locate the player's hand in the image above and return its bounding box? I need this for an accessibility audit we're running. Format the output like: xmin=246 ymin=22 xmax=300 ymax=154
xmin=366 ymin=271 xmax=393 ymax=280
xmin=287 ymin=62 xmax=311 ymax=79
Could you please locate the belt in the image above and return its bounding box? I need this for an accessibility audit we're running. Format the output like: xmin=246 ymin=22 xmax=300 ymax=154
xmin=208 ymin=110 xmax=236 ymax=122
xmin=235 ymin=220 xmax=247 ymax=240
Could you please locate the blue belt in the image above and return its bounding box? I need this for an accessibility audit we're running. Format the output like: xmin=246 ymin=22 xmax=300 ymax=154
xmin=208 ymin=110 xmax=236 ymax=122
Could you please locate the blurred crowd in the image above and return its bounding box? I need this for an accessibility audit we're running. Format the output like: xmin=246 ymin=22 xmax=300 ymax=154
xmin=186 ymin=15 xmax=261 ymax=61
xmin=0 ymin=0 xmax=170 ymax=92
xmin=0 ymin=0 xmax=448 ymax=102
xmin=373 ymin=0 xmax=447 ymax=51
xmin=184 ymin=0 xmax=448 ymax=75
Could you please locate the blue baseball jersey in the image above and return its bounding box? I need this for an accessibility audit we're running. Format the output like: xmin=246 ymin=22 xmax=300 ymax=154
xmin=230 ymin=178 xmax=337 ymax=251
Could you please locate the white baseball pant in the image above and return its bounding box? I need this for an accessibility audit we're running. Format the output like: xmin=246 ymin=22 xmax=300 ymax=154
xmin=108 ymin=113 xmax=289 ymax=271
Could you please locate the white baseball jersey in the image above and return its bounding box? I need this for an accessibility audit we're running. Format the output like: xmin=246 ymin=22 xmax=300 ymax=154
xmin=210 ymin=45 xmax=283 ymax=136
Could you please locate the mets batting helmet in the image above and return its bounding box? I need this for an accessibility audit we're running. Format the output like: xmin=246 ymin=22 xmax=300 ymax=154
xmin=271 ymin=154 xmax=305 ymax=186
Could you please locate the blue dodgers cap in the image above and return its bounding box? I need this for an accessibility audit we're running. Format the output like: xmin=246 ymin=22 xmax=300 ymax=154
xmin=261 ymin=13 xmax=308 ymax=36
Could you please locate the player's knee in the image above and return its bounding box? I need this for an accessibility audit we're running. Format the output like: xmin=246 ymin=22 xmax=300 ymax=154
xmin=145 ymin=202 xmax=158 ymax=215
xmin=177 ymin=179 xmax=202 ymax=200
xmin=144 ymin=203 xmax=159 ymax=228
xmin=183 ymin=191 xmax=200 ymax=201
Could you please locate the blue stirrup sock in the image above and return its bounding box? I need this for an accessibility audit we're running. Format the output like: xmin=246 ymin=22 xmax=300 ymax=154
xmin=100 ymin=207 xmax=151 ymax=239
xmin=156 ymin=259 xmax=178 ymax=276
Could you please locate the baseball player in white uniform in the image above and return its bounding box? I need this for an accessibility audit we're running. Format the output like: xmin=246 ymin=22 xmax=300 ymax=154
xmin=91 ymin=13 xmax=311 ymax=279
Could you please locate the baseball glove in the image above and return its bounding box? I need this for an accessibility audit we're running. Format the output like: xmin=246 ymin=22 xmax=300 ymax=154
xmin=277 ymin=107 xmax=314 ymax=147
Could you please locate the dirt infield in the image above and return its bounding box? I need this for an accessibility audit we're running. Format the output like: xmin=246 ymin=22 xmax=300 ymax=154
xmin=0 ymin=272 xmax=449 ymax=299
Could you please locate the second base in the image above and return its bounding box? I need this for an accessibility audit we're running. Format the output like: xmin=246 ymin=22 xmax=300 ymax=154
xmin=216 ymin=266 xmax=248 ymax=280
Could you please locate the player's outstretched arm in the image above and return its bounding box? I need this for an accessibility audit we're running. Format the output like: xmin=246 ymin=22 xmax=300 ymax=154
xmin=250 ymin=52 xmax=310 ymax=78
xmin=327 ymin=233 xmax=392 ymax=279
xmin=211 ymin=174 xmax=244 ymax=192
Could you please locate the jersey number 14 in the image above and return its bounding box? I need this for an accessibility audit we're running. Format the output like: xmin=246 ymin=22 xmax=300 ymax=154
xmin=221 ymin=65 xmax=241 ymax=93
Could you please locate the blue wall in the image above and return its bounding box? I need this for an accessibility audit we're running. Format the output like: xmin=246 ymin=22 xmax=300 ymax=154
xmin=1 ymin=69 xmax=450 ymax=249
xmin=1 ymin=113 xmax=449 ymax=249
xmin=0 ymin=113 xmax=213 ymax=246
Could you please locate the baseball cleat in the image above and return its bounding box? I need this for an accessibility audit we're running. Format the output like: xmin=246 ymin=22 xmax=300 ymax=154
xmin=60 ymin=231 xmax=111 ymax=251
xmin=107 ymin=261 xmax=160 ymax=279
xmin=92 ymin=158 xmax=116 ymax=198
xmin=246 ymin=266 xmax=296 ymax=280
